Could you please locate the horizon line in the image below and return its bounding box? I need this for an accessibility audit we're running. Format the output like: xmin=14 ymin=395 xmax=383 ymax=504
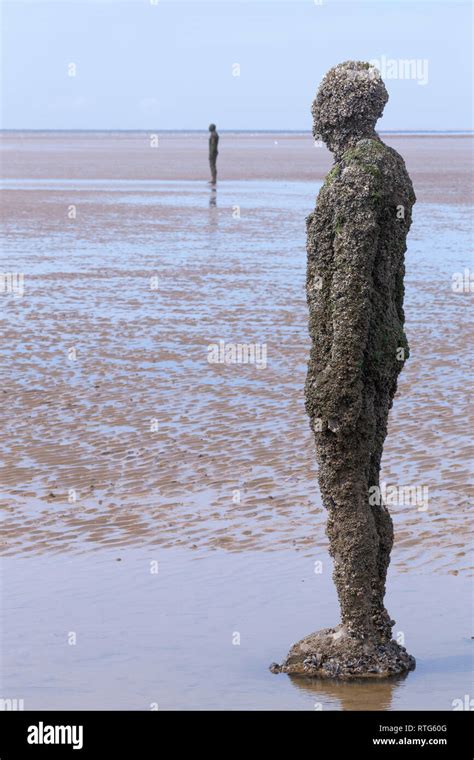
xmin=1 ymin=128 xmax=473 ymax=135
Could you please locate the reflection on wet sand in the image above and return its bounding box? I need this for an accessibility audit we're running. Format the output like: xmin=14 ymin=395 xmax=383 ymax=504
xmin=288 ymin=673 xmax=408 ymax=711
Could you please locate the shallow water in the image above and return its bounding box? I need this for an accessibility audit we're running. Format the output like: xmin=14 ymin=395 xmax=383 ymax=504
xmin=1 ymin=548 xmax=472 ymax=710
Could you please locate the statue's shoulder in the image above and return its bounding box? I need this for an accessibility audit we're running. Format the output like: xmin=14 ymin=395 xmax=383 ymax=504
xmin=341 ymin=138 xmax=388 ymax=173
xmin=343 ymin=138 xmax=410 ymax=177
xmin=339 ymin=138 xmax=414 ymax=202
xmin=327 ymin=139 xmax=387 ymax=203
xmin=321 ymin=140 xmax=386 ymax=189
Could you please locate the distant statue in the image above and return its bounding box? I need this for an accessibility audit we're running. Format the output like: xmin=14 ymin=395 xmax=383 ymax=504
xmin=272 ymin=61 xmax=416 ymax=678
xmin=208 ymin=123 xmax=219 ymax=184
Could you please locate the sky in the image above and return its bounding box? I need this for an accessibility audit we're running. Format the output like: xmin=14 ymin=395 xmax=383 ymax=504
xmin=1 ymin=0 xmax=472 ymax=130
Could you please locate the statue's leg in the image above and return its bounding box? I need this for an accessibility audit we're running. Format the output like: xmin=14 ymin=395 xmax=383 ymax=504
xmin=209 ymin=158 xmax=217 ymax=183
xmin=274 ymin=390 xmax=416 ymax=677
xmin=316 ymin=428 xmax=379 ymax=640
xmin=368 ymin=388 xmax=395 ymax=640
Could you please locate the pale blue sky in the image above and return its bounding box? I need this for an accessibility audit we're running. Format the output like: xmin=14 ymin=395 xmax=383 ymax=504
xmin=1 ymin=0 xmax=472 ymax=130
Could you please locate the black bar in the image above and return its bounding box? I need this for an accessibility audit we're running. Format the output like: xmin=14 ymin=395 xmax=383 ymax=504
xmin=0 ymin=710 xmax=471 ymax=757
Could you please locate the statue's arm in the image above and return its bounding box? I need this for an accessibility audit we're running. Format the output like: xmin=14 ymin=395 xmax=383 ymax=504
xmin=319 ymin=162 xmax=380 ymax=431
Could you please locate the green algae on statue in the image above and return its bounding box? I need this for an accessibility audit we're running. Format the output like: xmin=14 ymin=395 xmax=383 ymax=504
xmin=208 ymin=123 xmax=219 ymax=184
xmin=272 ymin=61 xmax=416 ymax=678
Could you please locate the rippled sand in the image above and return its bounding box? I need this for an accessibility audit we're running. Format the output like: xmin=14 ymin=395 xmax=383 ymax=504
xmin=1 ymin=133 xmax=472 ymax=575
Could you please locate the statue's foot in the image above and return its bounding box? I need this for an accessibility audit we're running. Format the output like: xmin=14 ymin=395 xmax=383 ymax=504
xmin=372 ymin=607 xmax=396 ymax=642
xmin=270 ymin=625 xmax=415 ymax=679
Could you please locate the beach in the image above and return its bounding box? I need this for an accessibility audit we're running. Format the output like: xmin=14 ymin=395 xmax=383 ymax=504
xmin=1 ymin=132 xmax=472 ymax=204
xmin=1 ymin=132 xmax=472 ymax=709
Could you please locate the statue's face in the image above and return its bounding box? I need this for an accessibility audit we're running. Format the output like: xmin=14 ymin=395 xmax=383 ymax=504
xmin=208 ymin=124 xmax=216 ymax=132
xmin=312 ymin=62 xmax=388 ymax=150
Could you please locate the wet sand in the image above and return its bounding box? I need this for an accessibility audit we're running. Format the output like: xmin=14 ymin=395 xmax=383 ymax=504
xmin=1 ymin=134 xmax=472 ymax=572
xmin=0 ymin=133 xmax=472 ymax=709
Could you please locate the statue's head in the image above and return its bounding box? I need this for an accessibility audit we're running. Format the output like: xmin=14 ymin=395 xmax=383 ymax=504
xmin=312 ymin=61 xmax=388 ymax=157
xmin=208 ymin=123 xmax=216 ymax=132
